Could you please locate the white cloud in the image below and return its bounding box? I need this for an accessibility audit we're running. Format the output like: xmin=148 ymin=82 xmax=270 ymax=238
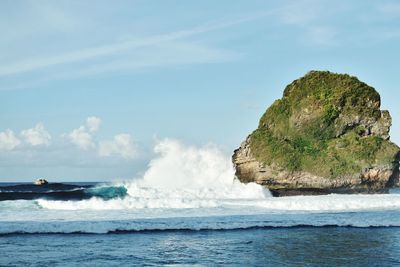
xmin=65 ymin=116 xmax=102 ymax=150
xmin=21 ymin=123 xmax=51 ymax=146
xmin=86 ymin=116 xmax=101 ymax=132
xmin=99 ymin=134 xmax=136 ymax=159
xmin=0 ymin=129 xmax=21 ymax=151
xmin=67 ymin=126 xmax=95 ymax=150
xmin=66 ymin=117 xmax=137 ymax=158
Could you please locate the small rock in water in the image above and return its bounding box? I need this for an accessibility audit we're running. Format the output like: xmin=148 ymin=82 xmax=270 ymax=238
xmin=34 ymin=178 xmax=48 ymax=186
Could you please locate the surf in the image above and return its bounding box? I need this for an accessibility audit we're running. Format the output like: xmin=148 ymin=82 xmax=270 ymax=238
xmin=32 ymin=139 xmax=400 ymax=212
xmin=2 ymin=139 xmax=400 ymax=235
xmin=0 ymin=183 xmax=127 ymax=201
xmin=35 ymin=139 xmax=269 ymax=210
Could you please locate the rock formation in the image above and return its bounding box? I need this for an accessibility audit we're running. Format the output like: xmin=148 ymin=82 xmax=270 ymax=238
xmin=34 ymin=178 xmax=48 ymax=186
xmin=233 ymin=71 xmax=400 ymax=196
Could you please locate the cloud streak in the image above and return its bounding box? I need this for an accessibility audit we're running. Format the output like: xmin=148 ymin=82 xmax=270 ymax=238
xmin=0 ymin=12 xmax=271 ymax=78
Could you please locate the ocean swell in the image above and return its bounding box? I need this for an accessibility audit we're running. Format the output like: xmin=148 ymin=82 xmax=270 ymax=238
xmin=2 ymin=211 xmax=400 ymax=235
xmin=35 ymin=139 xmax=269 ymax=210
xmin=0 ymin=183 xmax=128 ymax=201
xmin=2 ymin=139 xmax=400 ymax=235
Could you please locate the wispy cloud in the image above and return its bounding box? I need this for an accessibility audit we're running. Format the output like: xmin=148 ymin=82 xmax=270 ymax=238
xmin=0 ymin=41 xmax=242 ymax=91
xmin=58 ymin=42 xmax=239 ymax=78
xmin=305 ymin=26 xmax=338 ymax=46
xmin=278 ymin=0 xmax=321 ymax=26
xmin=0 ymin=10 xmax=280 ymax=91
xmin=378 ymin=2 xmax=400 ymax=18
xmin=0 ymin=13 xmax=269 ymax=78
xmin=1 ymin=2 xmax=373 ymax=91
xmin=99 ymin=134 xmax=137 ymax=159
xmin=273 ymin=0 xmax=341 ymax=46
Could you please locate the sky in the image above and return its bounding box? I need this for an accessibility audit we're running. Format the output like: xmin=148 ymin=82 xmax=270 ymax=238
xmin=1 ymin=0 xmax=400 ymax=182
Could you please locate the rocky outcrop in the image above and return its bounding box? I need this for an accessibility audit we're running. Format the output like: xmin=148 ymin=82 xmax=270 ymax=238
xmin=233 ymin=71 xmax=400 ymax=196
xmin=34 ymin=178 xmax=48 ymax=185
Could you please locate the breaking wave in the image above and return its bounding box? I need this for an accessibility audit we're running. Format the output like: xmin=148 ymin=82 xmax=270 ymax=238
xmin=36 ymin=139 xmax=269 ymax=210
xmin=0 ymin=183 xmax=127 ymax=201
xmin=2 ymin=210 xmax=400 ymax=234
xmin=2 ymin=139 xmax=400 ymax=234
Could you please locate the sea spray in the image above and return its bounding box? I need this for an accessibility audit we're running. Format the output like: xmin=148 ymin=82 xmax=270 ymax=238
xmin=4 ymin=139 xmax=400 ymax=234
xmin=131 ymin=138 xmax=270 ymax=198
xmin=38 ymin=139 xmax=270 ymax=210
xmin=140 ymin=139 xmax=236 ymax=189
xmin=34 ymin=139 xmax=400 ymax=211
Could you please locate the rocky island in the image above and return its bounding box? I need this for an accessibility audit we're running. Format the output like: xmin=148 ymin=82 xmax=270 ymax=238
xmin=233 ymin=71 xmax=400 ymax=196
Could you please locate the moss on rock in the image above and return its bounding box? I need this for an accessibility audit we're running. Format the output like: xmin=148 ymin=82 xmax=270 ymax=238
xmin=248 ymin=71 xmax=399 ymax=179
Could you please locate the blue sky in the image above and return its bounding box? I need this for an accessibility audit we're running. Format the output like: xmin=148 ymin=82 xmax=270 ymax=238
xmin=1 ymin=0 xmax=399 ymax=182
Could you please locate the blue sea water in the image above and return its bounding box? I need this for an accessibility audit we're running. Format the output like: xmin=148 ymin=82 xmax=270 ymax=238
xmin=1 ymin=227 xmax=400 ymax=266
xmin=1 ymin=143 xmax=400 ymax=266
xmin=1 ymin=181 xmax=400 ymax=266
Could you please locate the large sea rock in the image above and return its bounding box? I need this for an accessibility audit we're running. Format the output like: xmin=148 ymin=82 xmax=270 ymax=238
xmin=233 ymin=71 xmax=400 ymax=196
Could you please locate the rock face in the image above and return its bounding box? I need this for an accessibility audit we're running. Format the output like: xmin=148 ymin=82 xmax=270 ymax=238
xmin=233 ymin=71 xmax=400 ymax=196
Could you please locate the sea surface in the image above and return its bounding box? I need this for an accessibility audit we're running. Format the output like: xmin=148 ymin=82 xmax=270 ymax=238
xmin=1 ymin=141 xmax=400 ymax=266
xmin=2 ymin=181 xmax=400 ymax=267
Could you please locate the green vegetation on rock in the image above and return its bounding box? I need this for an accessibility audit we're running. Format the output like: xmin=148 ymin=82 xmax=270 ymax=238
xmin=249 ymin=71 xmax=400 ymax=178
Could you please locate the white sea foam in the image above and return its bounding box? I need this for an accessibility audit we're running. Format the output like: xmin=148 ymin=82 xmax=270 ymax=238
xmin=3 ymin=139 xmax=400 ymax=234
xmin=37 ymin=139 xmax=269 ymax=210
xmin=0 ymin=199 xmax=41 ymax=210
xmin=35 ymin=139 xmax=400 ymax=212
xmin=1 ymin=210 xmax=400 ymax=234
xmin=24 ymin=191 xmax=400 ymax=213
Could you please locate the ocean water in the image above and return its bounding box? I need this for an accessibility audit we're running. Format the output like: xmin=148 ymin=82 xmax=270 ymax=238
xmin=1 ymin=139 xmax=400 ymax=266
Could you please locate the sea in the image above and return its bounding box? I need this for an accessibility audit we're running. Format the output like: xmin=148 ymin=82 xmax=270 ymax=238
xmin=1 ymin=140 xmax=400 ymax=266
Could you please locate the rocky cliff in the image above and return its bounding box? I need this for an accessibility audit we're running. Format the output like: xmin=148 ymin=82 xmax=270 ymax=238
xmin=233 ymin=71 xmax=400 ymax=196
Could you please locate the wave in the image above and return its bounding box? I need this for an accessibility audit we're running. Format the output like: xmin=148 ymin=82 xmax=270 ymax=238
xmin=3 ymin=226 xmax=399 ymax=236
xmin=1 ymin=211 xmax=400 ymax=235
xmin=32 ymin=140 xmax=400 ymax=212
xmin=2 ymin=139 xmax=400 ymax=235
xmin=34 ymin=190 xmax=400 ymax=211
xmin=85 ymin=185 xmax=127 ymax=200
xmin=34 ymin=139 xmax=269 ymax=210
xmin=0 ymin=183 xmax=88 ymax=193
xmin=0 ymin=183 xmax=128 ymax=201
